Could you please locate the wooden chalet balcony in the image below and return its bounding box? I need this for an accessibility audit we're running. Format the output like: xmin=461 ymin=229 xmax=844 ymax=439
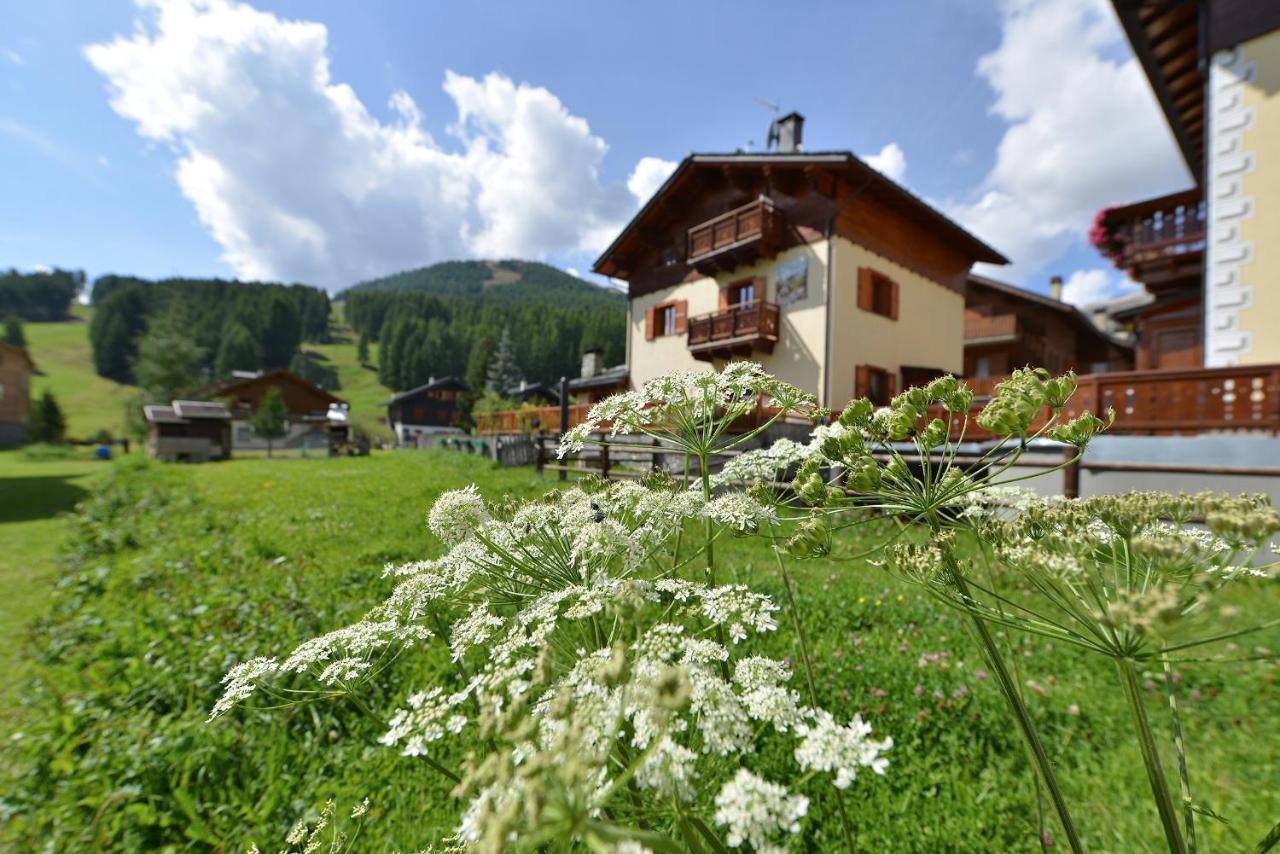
xmin=1102 ymin=189 xmax=1205 ymax=282
xmin=686 ymin=197 xmax=783 ymax=274
xmin=964 ymin=313 xmax=1019 ymax=342
xmin=687 ymin=300 xmax=780 ymax=362
xmin=956 ymin=364 xmax=1280 ymax=438
xmin=475 ymin=404 xmax=592 ymax=435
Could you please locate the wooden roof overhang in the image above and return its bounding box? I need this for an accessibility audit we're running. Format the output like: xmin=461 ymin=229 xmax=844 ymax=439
xmin=967 ymin=274 xmax=1134 ymax=353
xmin=594 ymin=152 xmax=1007 ymax=297
xmin=1112 ymin=1 xmax=1205 ymax=180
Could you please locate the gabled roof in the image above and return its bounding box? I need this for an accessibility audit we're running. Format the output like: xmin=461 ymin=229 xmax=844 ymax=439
xmin=0 ymin=341 xmax=36 ymax=373
xmin=594 ymin=151 xmax=1007 ymax=279
xmin=173 ymin=400 xmax=231 ymax=420
xmin=967 ymin=274 xmax=1133 ymax=350
xmin=568 ymin=365 xmax=629 ymax=391
xmin=211 ymin=369 xmax=345 ymax=407
xmin=379 ymin=376 xmax=468 ymax=407
xmin=143 ymin=405 xmax=183 ymax=425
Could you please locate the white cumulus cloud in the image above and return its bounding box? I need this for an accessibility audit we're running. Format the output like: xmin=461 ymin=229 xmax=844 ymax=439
xmin=863 ymin=142 xmax=906 ymax=183
xmin=943 ymin=0 xmax=1190 ymax=282
xmin=85 ymin=0 xmax=662 ymax=289
xmin=627 ymin=156 xmax=678 ymax=206
xmin=1060 ymin=268 xmax=1140 ymax=307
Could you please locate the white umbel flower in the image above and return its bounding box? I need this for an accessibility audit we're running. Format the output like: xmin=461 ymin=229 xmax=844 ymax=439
xmin=713 ymin=768 xmax=808 ymax=853
xmin=795 ymin=710 xmax=892 ymax=788
xmin=427 ymin=484 xmax=490 ymax=545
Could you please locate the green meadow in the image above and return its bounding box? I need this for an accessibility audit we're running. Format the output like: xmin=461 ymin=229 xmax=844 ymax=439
xmin=0 ymin=449 xmax=1275 ymax=850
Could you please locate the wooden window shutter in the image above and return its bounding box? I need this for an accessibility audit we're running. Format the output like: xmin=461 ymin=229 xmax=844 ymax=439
xmin=887 ymin=370 xmax=898 ymax=399
xmin=857 ymin=268 xmax=874 ymax=311
xmin=889 ymin=279 xmax=900 ymax=321
xmin=674 ymin=300 xmax=688 ymax=333
xmin=754 ymin=275 xmax=766 ymax=302
xmin=718 ymin=286 xmax=730 ymax=310
xmin=645 ymin=306 xmax=656 ymax=340
xmin=855 ymin=365 xmax=870 ymax=399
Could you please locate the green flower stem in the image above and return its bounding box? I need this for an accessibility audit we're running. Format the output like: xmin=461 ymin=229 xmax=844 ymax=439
xmin=699 ymin=452 xmax=731 ymax=680
xmin=774 ymin=548 xmax=856 ymax=854
xmin=1163 ymin=658 xmax=1197 ymax=854
xmin=1117 ymin=657 xmax=1187 ymax=854
xmin=939 ymin=544 xmax=1084 ymax=854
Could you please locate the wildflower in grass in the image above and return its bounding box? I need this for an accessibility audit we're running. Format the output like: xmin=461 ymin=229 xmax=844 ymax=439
xmin=426 ymin=484 xmax=490 ymax=545
xmin=713 ymin=768 xmax=809 ymax=853
xmin=795 ymin=710 xmax=892 ymax=788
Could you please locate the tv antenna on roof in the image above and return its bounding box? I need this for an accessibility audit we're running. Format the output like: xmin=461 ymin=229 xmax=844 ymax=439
xmin=746 ymin=98 xmax=780 ymax=151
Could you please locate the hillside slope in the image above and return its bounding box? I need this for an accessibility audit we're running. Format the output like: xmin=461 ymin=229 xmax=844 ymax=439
xmin=341 ymin=259 xmax=624 ymax=307
xmin=22 ymin=309 xmax=395 ymax=441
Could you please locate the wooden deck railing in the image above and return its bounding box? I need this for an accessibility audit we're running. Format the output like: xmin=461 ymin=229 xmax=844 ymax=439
xmin=964 ymin=313 xmax=1019 ymax=341
xmin=687 ymin=300 xmax=780 ymax=349
xmin=687 ymin=197 xmax=781 ymax=269
xmin=958 ymin=364 xmax=1280 ymax=438
xmin=1103 ymin=188 xmax=1205 ymax=271
xmin=475 ymin=404 xmax=593 ymax=435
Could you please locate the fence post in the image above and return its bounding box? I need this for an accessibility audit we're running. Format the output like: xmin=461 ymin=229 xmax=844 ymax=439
xmin=558 ymin=377 xmax=570 ymax=482
xmin=1062 ymin=446 xmax=1080 ymax=499
xmin=600 ymin=440 xmax=610 ymax=481
xmin=535 ymin=431 xmax=545 ymax=477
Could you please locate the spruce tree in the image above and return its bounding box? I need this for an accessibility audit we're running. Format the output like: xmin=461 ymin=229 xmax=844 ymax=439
xmin=2 ymin=314 xmax=24 ymax=349
xmin=485 ymin=327 xmax=523 ymax=394
xmin=213 ymin=319 xmax=260 ymax=379
xmin=251 ymin=386 xmax=288 ymax=458
xmin=133 ymin=310 xmax=207 ymax=404
xmin=25 ymin=390 xmax=66 ymax=444
xmin=357 ymin=330 xmax=370 ymax=365
xmin=92 ymin=310 xmax=133 ymax=383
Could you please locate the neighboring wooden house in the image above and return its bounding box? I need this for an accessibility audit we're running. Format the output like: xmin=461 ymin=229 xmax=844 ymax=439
xmin=507 ymin=380 xmax=560 ymax=406
xmin=211 ymin=369 xmax=347 ymax=451
xmin=380 ymin=376 xmax=467 ymax=446
xmin=593 ymin=113 xmax=1007 ymax=408
xmin=143 ymin=400 xmax=232 ymax=462
xmin=0 ymin=342 xmax=35 ymax=446
xmin=965 ymin=274 xmax=1133 ymax=382
xmin=568 ymin=349 xmax=628 ymax=404
xmin=1095 ymin=3 xmax=1280 ymax=368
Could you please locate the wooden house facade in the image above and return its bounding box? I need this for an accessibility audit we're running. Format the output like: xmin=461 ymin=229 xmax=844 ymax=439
xmin=143 ymin=400 xmax=232 ymax=462
xmin=1096 ymin=2 xmax=1280 ymax=368
xmin=0 ymin=342 xmax=34 ymax=446
xmin=211 ymin=369 xmax=347 ymax=451
xmin=964 ymin=275 xmax=1134 ymax=381
xmin=380 ymin=377 xmax=467 ymax=445
xmin=593 ymin=115 xmax=1007 ymax=408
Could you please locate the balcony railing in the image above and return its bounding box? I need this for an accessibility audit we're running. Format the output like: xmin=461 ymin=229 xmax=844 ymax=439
xmin=687 ymin=300 xmax=780 ymax=361
xmin=475 ymin=404 xmax=594 ymax=435
xmin=954 ymin=364 xmax=1280 ymax=438
xmin=1099 ymin=189 xmax=1205 ymax=276
xmin=964 ymin=313 xmax=1019 ymax=341
xmin=686 ymin=197 xmax=782 ymax=273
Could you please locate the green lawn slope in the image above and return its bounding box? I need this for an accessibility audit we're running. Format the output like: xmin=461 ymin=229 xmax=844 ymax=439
xmin=25 ymin=306 xmax=132 ymax=438
xmin=21 ymin=308 xmax=396 ymax=442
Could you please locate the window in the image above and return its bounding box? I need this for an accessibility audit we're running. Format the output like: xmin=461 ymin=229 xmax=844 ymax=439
xmin=644 ymin=299 xmax=687 ymax=340
xmin=857 ymin=268 xmax=899 ymax=320
xmin=413 ymin=406 xmax=426 ymax=420
xmin=660 ymin=246 xmax=678 ymax=267
xmin=974 ymin=356 xmax=991 ymax=378
xmin=730 ymin=280 xmax=756 ymax=305
xmin=660 ymin=304 xmax=677 ymax=335
xmin=855 ymin=365 xmax=896 ymax=406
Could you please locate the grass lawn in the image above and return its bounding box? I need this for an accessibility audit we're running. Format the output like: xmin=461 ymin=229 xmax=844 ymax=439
xmin=1 ymin=450 xmax=1276 ymax=850
xmin=25 ymin=306 xmax=133 ymax=439
xmin=307 ymin=319 xmax=393 ymax=442
xmin=0 ymin=447 xmax=112 ymax=722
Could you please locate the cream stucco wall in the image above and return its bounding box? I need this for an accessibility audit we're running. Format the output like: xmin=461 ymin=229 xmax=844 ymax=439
xmin=627 ymin=240 xmax=830 ymax=396
xmin=1232 ymin=29 xmax=1280 ymax=364
xmin=827 ymin=239 xmax=965 ymax=407
xmin=627 ymin=235 xmax=966 ymax=406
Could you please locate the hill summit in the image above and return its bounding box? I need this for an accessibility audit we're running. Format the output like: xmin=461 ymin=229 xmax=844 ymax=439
xmin=340 ymin=259 xmax=623 ymax=306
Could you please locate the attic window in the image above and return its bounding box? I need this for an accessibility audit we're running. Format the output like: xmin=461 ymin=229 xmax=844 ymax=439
xmin=660 ymin=246 xmax=678 ymax=267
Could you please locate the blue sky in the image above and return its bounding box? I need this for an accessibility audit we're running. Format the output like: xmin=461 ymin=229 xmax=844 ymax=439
xmin=0 ymin=0 xmax=1191 ymax=302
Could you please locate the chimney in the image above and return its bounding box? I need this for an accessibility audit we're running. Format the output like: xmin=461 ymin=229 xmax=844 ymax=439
xmin=1049 ymin=275 xmax=1064 ymax=302
xmin=768 ymin=111 xmax=805 ymax=153
xmin=580 ymin=348 xmax=603 ymax=379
